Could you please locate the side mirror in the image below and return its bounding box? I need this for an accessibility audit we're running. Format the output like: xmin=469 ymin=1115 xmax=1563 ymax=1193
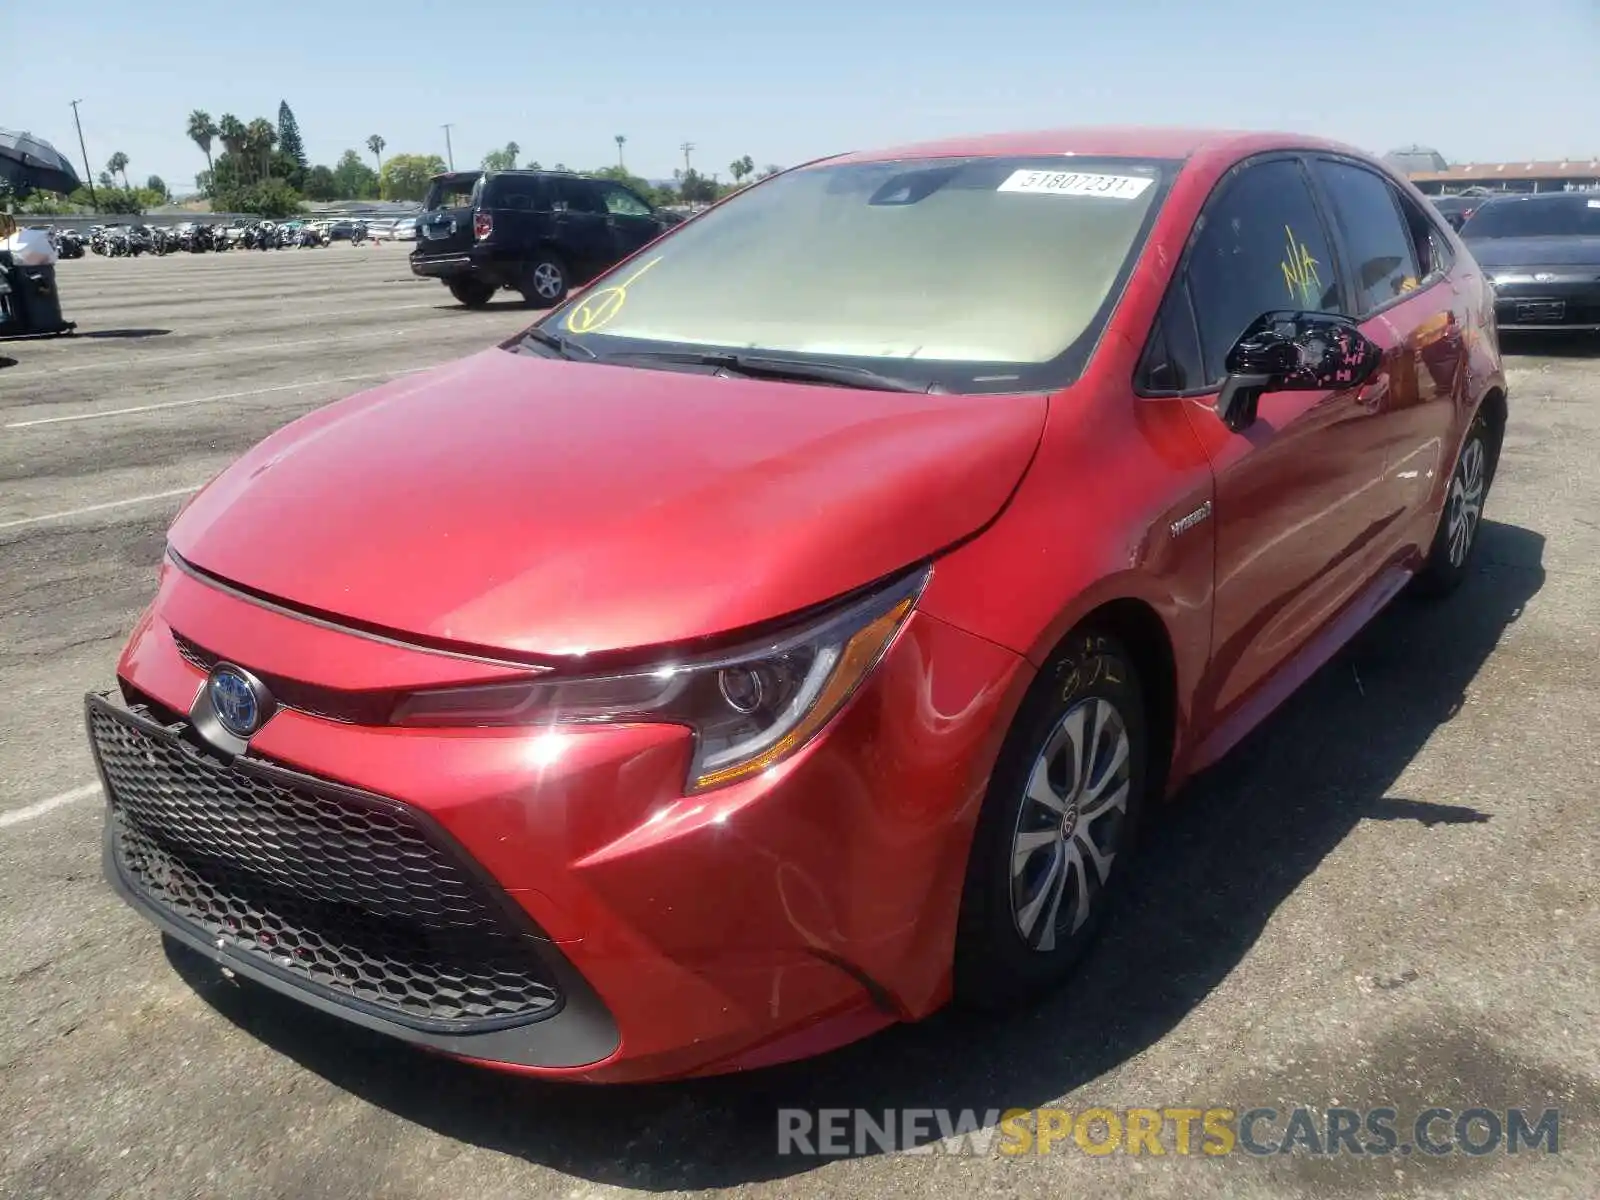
xmin=1215 ymin=311 xmax=1381 ymax=432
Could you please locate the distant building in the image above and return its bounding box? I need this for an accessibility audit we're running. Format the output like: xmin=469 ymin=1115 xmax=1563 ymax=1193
xmin=1383 ymin=145 xmax=1450 ymax=175
xmin=1409 ymin=160 xmax=1600 ymax=196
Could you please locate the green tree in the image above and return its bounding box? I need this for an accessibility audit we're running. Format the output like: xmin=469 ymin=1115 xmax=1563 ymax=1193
xmin=379 ymin=153 xmax=448 ymax=201
xmin=303 ymin=165 xmax=339 ymax=201
xmin=218 ymin=115 xmax=247 ymax=181
xmin=146 ymin=175 xmax=169 ymax=201
xmin=366 ymin=134 xmax=386 ymax=174
xmin=332 ymin=149 xmax=379 ymax=200
xmin=107 ymin=152 xmax=130 ymax=188
xmin=277 ymin=101 xmax=307 ymax=170
xmin=590 ymin=165 xmax=670 ymax=207
xmin=244 ymin=118 xmax=278 ymax=183
xmin=729 ymin=155 xmax=754 ymax=185
xmin=482 ymin=141 xmax=520 ymax=171
xmin=187 ymin=110 xmax=218 ymax=180
xmin=675 ymin=167 xmax=718 ymax=205
xmin=758 ymin=163 xmax=782 ymax=180
xmin=224 ymin=178 xmax=303 ymax=218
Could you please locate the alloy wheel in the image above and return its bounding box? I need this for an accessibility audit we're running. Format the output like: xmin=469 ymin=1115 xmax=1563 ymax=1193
xmin=1008 ymin=697 xmax=1132 ymax=952
xmin=1447 ymin=436 xmax=1485 ymax=568
xmin=532 ymin=263 xmax=565 ymax=300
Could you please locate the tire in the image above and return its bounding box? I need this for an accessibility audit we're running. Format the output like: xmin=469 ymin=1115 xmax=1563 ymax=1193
xmin=1414 ymin=412 xmax=1494 ymax=597
xmin=953 ymin=628 xmax=1150 ymax=1011
xmin=519 ymin=253 xmax=570 ymax=307
xmin=447 ymin=277 xmax=497 ymax=309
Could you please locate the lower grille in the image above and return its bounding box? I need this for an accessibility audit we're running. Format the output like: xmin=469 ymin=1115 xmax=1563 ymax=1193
xmin=88 ymin=695 xmax=562 ymax=1030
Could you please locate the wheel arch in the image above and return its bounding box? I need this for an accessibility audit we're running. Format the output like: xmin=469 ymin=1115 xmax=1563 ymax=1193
xmin=1034 ymin=596 xmax=1181 ymax=804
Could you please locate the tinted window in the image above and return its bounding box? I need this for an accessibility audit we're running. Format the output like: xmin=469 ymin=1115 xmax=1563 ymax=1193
xmin=554 ymin=179 xmax=606 ymax=215
xmin=1140 ymin=282 xmax=1204 ymax=393
xmin=1186 ymin=158 xmax=1341 ymax=385
xmin=599 ymin=184 xmax=652 ymax=217
xmin=488 ymin=175 xmax=543 ymax=211
xmin=1314 ymin=160 xmax=1422 ymax=314
xmin=1460 ymin=196 xmax=1600 ymax=238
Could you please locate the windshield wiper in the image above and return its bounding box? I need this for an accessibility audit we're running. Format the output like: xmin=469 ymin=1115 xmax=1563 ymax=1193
xmin=517 ymin=327 xmax=597 ymax=361
xmin=617 ymin=350 xmax=938 ymax=393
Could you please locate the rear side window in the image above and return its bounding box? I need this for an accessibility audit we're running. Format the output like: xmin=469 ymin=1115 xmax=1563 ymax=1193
xmin=1312 ymin=160 xmax=1421 ymax=315
xmin=487 ymin=175 xmax=543 ymax=212
xmin=1185 ymin=158 xmax=1342 ymax=386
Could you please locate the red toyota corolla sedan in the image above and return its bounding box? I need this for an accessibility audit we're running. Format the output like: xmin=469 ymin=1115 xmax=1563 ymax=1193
xmin=87 ymin=129 xmax=1506 ymax=1083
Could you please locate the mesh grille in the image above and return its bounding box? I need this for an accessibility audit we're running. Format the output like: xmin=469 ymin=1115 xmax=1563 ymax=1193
xmin=89 ymin=699 xmax=561 ymax=1028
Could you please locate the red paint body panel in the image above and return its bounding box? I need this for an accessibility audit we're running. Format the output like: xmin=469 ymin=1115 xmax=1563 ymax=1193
xmin=104 ymin=127 xmax=1506 ymax=1081
xmin=169 ymin=349 xmax=1046 ymax=658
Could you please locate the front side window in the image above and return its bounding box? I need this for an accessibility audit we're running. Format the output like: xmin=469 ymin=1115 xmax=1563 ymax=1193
xmin=555 ymin=180 xmax=606 ymax=215
xmin=1184 ymin=159 xmax=1342 ymax=385
xmin=1312 ymin=159 xmax=1421 ymax=315
xmin=537 ymin=155 xmax=1175 ymax=394
xmin=600 ymin=185 xmax=652 ymax=217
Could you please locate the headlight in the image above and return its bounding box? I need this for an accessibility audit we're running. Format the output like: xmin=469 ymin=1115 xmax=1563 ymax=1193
xmin=390 ymin=568 xmax=928 ymax=791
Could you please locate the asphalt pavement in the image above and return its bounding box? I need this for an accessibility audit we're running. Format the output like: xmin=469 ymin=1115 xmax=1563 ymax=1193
xmin=2 ymin=248 xmax=1596 ymax=1199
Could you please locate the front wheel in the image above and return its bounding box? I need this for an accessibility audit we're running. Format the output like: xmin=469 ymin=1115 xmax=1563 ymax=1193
xmin=1415 ymin=413 xmax=1493 ymax=597
xmin=953 ymin=628 xmax=1149 ymax=1011
xmin=447 ymin=277 xmax=497 ymax=308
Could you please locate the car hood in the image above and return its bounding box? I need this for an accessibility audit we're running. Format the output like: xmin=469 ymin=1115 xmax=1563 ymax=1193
xmin=170 ymin=348 xmax=1046 ymax=659
xmin=1465 ymin=235 xmax=1600 ymax=269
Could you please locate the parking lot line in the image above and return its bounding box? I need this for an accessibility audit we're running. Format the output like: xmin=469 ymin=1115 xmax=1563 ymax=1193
xmin=0 ymin=321 xmax=428 ymax=381
xmin=0 ymin=782 xmax=101 ymax=829
xmin=5 ymin=367 xmax=430 ymax=429
xmin=0 ymin=486 xmax=200 ymax=532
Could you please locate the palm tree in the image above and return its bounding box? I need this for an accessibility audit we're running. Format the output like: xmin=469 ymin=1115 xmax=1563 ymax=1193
xmin=186 ymin=110 xmax=218 ymax=179
xmin=367 ymin=135 xmax=386 ymax=175
xmin=107 ymin=152 xmax=130 ymax=189
xmin=218 ymin=114 xmax=247 ymax=182
xmin=615 ymin=134 xmax=626 ymax=169
xmin=245 ymin=118 xmax=277 ymax=183
xmin=729 ymin=155 xmax=754 ymax=185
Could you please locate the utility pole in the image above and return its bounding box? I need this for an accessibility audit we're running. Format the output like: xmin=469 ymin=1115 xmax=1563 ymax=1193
xmin=680 ymin=142 xmax=695 ymax=175
xmin=441 ymin=123 xmax=455 ymax=171
xmin=615 ymin=134 xmax=626 ymax=170
xmin=69 ymin=99 xmax=96 ymax=209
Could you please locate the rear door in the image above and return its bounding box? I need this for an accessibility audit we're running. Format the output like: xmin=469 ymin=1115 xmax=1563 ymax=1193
xmin=418 ymin=171 xmax=482 ymax=255
xmin=1169 ymin=156 xmax=1397 ymax=722
xmin=595 ymin=181 xmax=665 ymax=258
xmin=1309 ymin=157 xmax=1465 ymax=535
xmin=549 ymin=178 xmax=616 ymax=279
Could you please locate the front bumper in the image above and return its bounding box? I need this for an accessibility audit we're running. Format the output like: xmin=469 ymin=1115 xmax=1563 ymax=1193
xmin=94 ymin=558 xmax=1027 ymax=1081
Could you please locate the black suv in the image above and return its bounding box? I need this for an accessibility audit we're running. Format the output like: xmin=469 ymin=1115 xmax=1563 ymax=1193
xmin=410 ymin=170 xmax=673 ymax=308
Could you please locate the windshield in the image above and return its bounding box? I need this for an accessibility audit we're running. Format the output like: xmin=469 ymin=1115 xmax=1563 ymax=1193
xmin=536 ymin=155 xmax=1174 ymax=393
xmin=1462 ymin=196 xmax=1600 ymax=238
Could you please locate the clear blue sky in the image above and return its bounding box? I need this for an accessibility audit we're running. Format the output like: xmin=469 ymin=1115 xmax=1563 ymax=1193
xmin=10 ymin=0 xmax=1599 ymax=192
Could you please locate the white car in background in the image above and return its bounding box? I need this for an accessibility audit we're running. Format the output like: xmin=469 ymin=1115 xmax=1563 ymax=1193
xmin=391 ymin=217 xmax=419 ymax=242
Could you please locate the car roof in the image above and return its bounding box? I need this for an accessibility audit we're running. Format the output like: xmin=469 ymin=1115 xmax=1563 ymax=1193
xmin=829 ymin=126 xmax=1369 ymax=167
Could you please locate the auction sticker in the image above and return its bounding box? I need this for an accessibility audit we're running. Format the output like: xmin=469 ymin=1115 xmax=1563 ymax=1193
xmin=998 ymin=170 xmax=1154 ymax=200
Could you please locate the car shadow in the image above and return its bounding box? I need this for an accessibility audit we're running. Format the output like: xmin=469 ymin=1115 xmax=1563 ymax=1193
xmin=167 ymin=519 xmax=1545 ymax=1190
xmin=75 ymin=328 xmax=172 ymax=340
